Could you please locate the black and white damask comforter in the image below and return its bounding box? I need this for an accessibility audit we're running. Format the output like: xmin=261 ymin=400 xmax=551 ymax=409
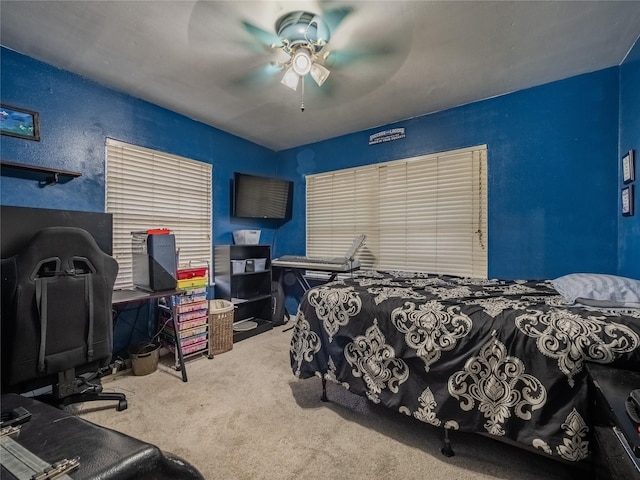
xmin=290 ymin=270 xmax=640 ymax=462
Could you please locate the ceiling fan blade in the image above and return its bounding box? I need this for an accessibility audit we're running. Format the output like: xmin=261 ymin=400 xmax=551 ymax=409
xmin=319 ymin=5 xmax=354 ymax=34
xmin=241 ymin=20 xmax=283 ymax=49
xmin=188 ymin=1 xmax=276 ymax=56
xmin=323 ymin=44 xmax=397 ymax=69
xmin=233 ymin=62 xmax=285 ymax=89
xmin=313 ymin=1 xmax=413 ymax=99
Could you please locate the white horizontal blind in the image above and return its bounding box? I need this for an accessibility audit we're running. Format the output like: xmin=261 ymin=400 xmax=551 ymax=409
xmin=306 ymin=146 xmax=487 ymax=278
xmin=105 ymin=138 xmax=212 ymax=289
xmin=306 ymin=166 xmax=379 ymax=268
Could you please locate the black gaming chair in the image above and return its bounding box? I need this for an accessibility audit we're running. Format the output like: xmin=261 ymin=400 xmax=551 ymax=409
xmin=1 ymin=227 xmax=127 ymax=411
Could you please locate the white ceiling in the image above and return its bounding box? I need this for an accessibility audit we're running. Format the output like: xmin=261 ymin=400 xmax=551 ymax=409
xmin=1 ymin=1 xmax=639 ymax=152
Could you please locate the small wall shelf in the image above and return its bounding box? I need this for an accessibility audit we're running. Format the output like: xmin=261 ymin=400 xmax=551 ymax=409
xmin=0 ymin=160 xmax=82 ymax=187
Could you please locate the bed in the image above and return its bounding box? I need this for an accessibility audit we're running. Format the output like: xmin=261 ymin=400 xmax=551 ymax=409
xmin=290 ymin=270 xmax=640 ymax=462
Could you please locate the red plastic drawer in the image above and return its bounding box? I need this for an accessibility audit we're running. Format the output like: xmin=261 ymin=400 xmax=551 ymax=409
xmin=177 ymin=268 xmax=207 ymax=280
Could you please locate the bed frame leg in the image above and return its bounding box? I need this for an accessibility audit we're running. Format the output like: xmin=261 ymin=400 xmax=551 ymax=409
xmin=321 ymin=377 xmax=328 ymax=402
xmin=441 ymin=428 xmax=454 ymax=457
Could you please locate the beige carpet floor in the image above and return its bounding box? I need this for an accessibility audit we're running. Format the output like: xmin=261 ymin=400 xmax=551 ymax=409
xmin=77 ymin=325 xmax=587 ymax=480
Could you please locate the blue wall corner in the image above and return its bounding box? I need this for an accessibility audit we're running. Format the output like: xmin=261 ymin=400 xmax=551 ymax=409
xmin=618 ymin=38 xmax=640 ymax=279
xmin=276 ymin=69 xmax=621 ymax=280
xmin=0 ymin=47 xmax=279 ymax=248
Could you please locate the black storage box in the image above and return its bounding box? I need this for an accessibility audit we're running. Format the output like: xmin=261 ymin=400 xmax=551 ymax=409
xmin=132 ymin=232 xmax=177 ymax=291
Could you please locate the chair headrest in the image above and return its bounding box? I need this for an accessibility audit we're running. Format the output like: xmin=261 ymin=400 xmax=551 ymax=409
xmin=10 ymin=227 xmax=117 ymax=280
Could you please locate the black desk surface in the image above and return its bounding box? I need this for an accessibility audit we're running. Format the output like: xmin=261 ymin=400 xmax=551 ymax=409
xmin=0 ymin=394 xmax=203 ymax=480
xmin=587 ymin=363 xmax=640 ymax=457
xmin=112 ymin=288 xmax=181 ymax=305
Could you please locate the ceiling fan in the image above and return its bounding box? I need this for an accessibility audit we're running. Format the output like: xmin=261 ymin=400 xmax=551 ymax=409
xmin=273 ymin=11 xmax=333 ymax=91
xmin=241 ymin=7 xmax=352 ymax=110
xmin=187 ymin=2 xmax=413 ymax=111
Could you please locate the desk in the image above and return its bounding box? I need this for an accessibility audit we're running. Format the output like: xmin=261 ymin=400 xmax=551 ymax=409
xmin=112 ymin=287 xmax=181 ymax=306
xmin=272 ymin=263 xmax=360 ymax=292
xmin=112 ymin=288 xmax=191 ymax=382
xmin=272 ymin=264 xmax=360 ymax=332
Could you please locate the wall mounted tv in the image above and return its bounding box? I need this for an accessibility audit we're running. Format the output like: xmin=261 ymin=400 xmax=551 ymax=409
xmin=233 ymin=172 xmax=293 ymax=220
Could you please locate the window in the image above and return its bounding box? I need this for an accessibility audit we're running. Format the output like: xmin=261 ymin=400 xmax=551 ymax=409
xmin=306 ymin=145 xmax=487 ymax=278
xmin=105 ymin=139 xmax=212 ymax=289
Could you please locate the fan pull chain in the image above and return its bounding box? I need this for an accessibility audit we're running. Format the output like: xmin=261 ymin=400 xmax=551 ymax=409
xmin=300 ymin=75 xmax=305 ymax=112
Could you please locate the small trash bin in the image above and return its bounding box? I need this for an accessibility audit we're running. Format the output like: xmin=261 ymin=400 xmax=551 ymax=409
xmin=209 ymin=299 xmax=235 ymax=355
xmin=129 ymin=341 xmax=160 ymax=376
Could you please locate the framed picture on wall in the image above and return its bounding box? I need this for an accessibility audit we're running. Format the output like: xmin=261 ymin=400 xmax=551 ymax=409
xmin=622 ymin=185 xmax=634 ymax=216
xmin=0 ymin=104 xmax=40 ymax=141
xmin=623 ymin=150 xmax=635 ymax=184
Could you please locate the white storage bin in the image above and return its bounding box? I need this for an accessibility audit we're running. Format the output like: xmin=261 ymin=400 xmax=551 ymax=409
xmin=231 ymin=259 xmax=246 ymax=273
xmin=233 ymin=229 xmax=261 ymax=245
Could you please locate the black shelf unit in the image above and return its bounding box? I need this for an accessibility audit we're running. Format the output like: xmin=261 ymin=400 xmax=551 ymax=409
xmin=214 ymin=244 xmax=273 ymax=342
xmin=1 ymin=160 xmax=82 ymax=187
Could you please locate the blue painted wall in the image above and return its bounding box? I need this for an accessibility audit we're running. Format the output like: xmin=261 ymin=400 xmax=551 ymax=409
xmin=2 ymin=44 xmax=634 ymax=283
xmin=619 ymin=39 xmax=640 ymax=279
xmin=1 ymin=47 xmax=287 ymax=356
xmin=276 ymin=69 xmax=622 ymax=280
xmin=0 ymin=47 xmax=280 ymax=249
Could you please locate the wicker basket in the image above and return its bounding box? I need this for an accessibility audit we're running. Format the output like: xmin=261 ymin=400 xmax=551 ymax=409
xmin=208 ymin=299 xmax=234 ymax=355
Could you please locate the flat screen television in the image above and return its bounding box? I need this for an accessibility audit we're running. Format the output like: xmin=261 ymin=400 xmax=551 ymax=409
xmin=233 ymin=172 xmax=293 ymax=220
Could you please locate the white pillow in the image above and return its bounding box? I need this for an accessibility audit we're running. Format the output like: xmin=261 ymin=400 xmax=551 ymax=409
xmin=573 ymin=297 xmax=640 ymax=309
xmin=552 ymin=273 xmax=640 ymax=307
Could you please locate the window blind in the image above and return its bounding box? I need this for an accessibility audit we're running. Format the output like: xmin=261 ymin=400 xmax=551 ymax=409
xmin=306 ymin=145 xmax=487 ymax=278
xmin=105 ymin=138 xmax=213 ymax=289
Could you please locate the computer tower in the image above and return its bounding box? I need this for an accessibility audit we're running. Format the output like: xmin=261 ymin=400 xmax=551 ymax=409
xmin=132 ymin=232 xmax=177 ymax=292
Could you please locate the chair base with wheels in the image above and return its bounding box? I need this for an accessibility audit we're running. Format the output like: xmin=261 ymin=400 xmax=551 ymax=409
xmin=51 ymin=368 xmax=128 ymax=411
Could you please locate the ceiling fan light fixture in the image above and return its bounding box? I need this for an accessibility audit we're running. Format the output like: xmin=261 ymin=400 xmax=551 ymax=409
xmin=281 ymin=66 xmax=300 ymax=91
xmin=310 ymin=62 xmax=330 ymax=86
xmin=291 ymin=49 xmax=312 ymax=76
xmin=274 ymin=11 xmax=336 ymax=101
